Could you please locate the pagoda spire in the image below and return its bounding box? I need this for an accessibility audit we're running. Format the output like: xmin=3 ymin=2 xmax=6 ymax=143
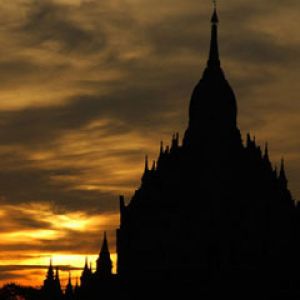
xmin=55 ymin=266 xmax=61 ymax=284
xmin=273 ymin=165 xmax=278 ymax=178
xmin=54 ymin=266 xmax=62 ymax=296
xmin=80 ymin=256 xmax=92 ymax=287
xmin=151 ymin=160 xmax=156 ymax=171
xmin=144 ymin=155 xmax=149 ymax=172
xmin=263 ymin=142 xmax=272 ymax=171
xmin=101 ymin=232 xmax=109 ymax=254
xmin=65 ymin=272 xmax=74 ymax=299
xmin=142 ymin=155 xmax=150 ymax=183
xmin=46 ymin=258 xmax=54 ymax=280
xmin=74 ymin=277 xmax=79 ymax=295
xmin=264 ymin=143 xmax=269 ymax=160
xmin=55 ymin=266 xmax=59 ymax=279
xmin=160 ymin=141 xmax=164 ymax=155
xmin=208 ymin=1 xmax=220 ymax=68
xmin=279 ymin=158 xmax=288 ymax=187
xmin=96 ymin=231 xmax=113 ymax=277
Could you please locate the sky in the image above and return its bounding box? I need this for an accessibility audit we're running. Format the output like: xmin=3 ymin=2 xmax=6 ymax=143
xmin=0 ymin=0 xmax=299 ymax=288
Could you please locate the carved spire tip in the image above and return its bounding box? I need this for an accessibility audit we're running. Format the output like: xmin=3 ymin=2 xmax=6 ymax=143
xmin=211 ymin=0 xmax=219 ymax=24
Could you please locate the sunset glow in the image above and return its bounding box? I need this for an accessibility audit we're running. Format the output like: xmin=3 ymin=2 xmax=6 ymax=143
xmin=0 ymin=202 xmax=119 ymax=286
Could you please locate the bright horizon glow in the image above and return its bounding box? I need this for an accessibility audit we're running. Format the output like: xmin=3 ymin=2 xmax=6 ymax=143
xmin=0 ymin=203 xmax=119 ymax=287
xmin=0 ymin=253 xmax=117 ymax=287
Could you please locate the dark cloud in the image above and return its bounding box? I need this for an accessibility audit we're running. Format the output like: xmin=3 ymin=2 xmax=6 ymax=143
xmin=0 ymin=0 xmax=297 ymax=201
xmin=0 ymin=0 xmax=297 ymax=211
xmin=20 ymin=0 xmax=106 ymax=54
xmin=0 ymin=83 xmax=182 ymax=148
xmin=0 ymin=228 xmax=116 ymax=254
xmin=0 ymin=264 xmax=81 ymax=282
xmin=0 ymin=0 xmax=297 ymax=150
xmin=37 ymin=229 xmax=116 ymax=253
xmin=7 ymin=215 xmax=52 ymax=232
xmin=138 ymin=1 xmax=300 ymax=67
xmin=0 ymin=265 xmax=82 ymax=272
xmin=222 ymin=31 xmax=299 ymax=66
xmin=0 ymin=60 xmax=41 ymax=82
xmin=0 ymin=165 xmax=118 ymax=212
xmin=0 ymin=270 xmax=26 ymax=282
xmin=0 ymin=148 xmax=122 ymax=212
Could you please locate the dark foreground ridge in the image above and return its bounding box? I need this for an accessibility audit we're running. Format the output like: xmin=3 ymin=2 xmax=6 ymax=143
xmin=5 ymin=5 xmax=300 ymax=300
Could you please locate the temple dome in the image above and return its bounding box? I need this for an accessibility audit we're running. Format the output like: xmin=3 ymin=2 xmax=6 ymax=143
xmin=188 ymin=68 xmax=237 ymax=133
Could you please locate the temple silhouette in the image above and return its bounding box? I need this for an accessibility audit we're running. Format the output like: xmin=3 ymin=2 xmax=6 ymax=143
xmin=41 ymin=233 xmax=117 ymax=300
xmin=37 ymin=5 xmax=300 ymax=300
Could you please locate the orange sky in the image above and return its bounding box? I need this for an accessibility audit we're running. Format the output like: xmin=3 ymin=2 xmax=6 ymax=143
xmin=0 ymin=0 xmax=299 ymax=288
